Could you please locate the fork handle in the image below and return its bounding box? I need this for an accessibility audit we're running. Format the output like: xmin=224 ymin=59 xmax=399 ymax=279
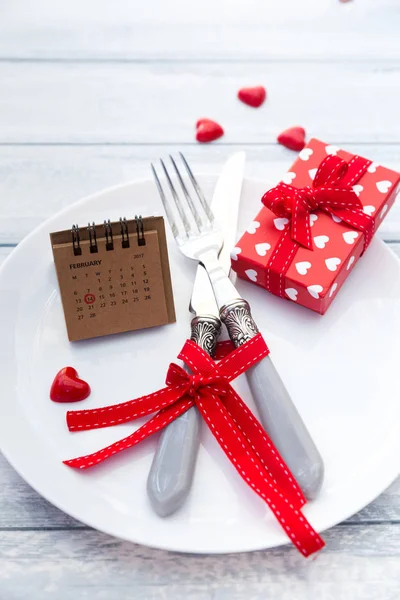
xmin=147 ymin=315 xmax=221 ymax=517
xmin=220 ymin=299 xmax=324 ymax=500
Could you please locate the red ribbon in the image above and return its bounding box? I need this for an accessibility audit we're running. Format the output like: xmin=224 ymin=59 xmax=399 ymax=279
xmin=261 ymin=154 xmax=374 ymax=298
xmin=64 ymin=333 xmax=324 ymax=557
xmin=263 ymin=154 xmax=374 ymax=251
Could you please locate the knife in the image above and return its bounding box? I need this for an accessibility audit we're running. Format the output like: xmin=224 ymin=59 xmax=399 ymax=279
xmin=203 ymin=169 xmax=325 ymax=501
xmin=147 ymin=153 xmax=245 ymax=516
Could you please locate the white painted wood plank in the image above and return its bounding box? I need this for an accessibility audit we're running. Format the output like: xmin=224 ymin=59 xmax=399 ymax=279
xmin=0 ymin=526 xmax=399 ymax=600
xmin=0 ymin=0 xmax=399 ymax=60
xmin=0 ymin=62 xmax=400 ymax=145
xmin=0 ymin=144 xmax=399 ymax=244
xmin=0 ymin=246 xmax=15 ymax=264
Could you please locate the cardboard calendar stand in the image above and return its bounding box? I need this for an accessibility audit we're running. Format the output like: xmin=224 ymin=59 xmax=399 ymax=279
xmin=50 ymin=216 xmax=176 ymax=341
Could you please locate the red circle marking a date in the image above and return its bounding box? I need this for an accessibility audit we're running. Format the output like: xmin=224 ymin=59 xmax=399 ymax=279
xmin=84 ymin=293 xmax=96 ymax=305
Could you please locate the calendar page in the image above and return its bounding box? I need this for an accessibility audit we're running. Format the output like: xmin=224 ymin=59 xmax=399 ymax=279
xmin=50 ymin=217 xmax=175 ymax=341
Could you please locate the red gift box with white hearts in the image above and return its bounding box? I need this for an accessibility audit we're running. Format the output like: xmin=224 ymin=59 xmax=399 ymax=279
xmin=231 ymin=138 xmax=400 ymax=314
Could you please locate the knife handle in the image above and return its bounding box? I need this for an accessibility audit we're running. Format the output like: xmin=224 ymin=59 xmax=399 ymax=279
xmin=220 ymin=299 xmax=324 ymax=500
xmin=147 ymin=315 xmax=221 ymax=517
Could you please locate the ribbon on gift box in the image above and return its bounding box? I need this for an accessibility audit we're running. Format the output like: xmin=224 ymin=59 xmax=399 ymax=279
xmin=262 ymin=154 xmax=374 ymax=297
xmin=64 ymin=333 xmax=324 ymax=557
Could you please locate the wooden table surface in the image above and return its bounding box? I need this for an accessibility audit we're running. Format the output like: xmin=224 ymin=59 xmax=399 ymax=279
xmin=0 ymin=1 xmax=399 ymax=598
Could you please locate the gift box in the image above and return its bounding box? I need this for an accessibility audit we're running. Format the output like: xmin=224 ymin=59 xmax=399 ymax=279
xmin=231 ymin=138 xmax=400 ymax=314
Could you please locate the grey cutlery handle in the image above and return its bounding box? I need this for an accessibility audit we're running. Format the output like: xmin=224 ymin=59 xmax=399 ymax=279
xmin=220 ymin=299 xmax=324 ymax=500
xmin=147 ymin=315 xmax=221 ymax=517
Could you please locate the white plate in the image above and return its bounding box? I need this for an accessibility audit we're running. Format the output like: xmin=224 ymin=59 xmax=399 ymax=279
xmin=0 ymin=176 xmax=399 ymax=554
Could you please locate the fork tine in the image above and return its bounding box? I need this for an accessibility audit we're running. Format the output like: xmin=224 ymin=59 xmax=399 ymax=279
xmin=160 ymin=159 xmax=191 ymax=235
xmin=179 ymin=152 xmax=214 ymax=224
xmin=151 ymin=164 xmax=180 ymax=239
xmin=169 ymin=155 xmax=203 ymax=231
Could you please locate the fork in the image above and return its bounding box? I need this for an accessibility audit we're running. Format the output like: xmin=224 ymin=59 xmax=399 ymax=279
xmin=152 ymin=155 xmax=324 ymax=500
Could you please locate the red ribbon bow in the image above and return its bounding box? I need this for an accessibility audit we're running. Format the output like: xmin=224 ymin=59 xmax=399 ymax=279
xmin=64 ymin=334 xmax=324 ymax=557
xmin=166 ymin=364 xmax=229 ymax=399
xmin=262 ymin=154 xmax=374 ymax=251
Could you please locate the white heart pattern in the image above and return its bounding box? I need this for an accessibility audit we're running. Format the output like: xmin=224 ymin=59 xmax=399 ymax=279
xmin=331 ymin=214 xmax=342 ymax=223
xmin=363 ymin=205 xmax=375 ymax=216
xmin=282 ymin=171 xmax=296 ymax=184
xmin=380 ymin=204 xmax=388 ymax=219
xmin=329 ymin=283 xmax=338 ymax=298
xmin=343 ymin=231 xmax=359 ymax=244
xmin=308 ymin=168 xmax=318 ymax=180
xmin=347 ymin=255 xmax=355 ymax=271
xmin=247 ymin=221 xmax=260 ymax=235
xmin=309 ymin=214 xmax=318 ymax=226
xmin=274 ymin=217 xmax=289 ymax=231
xmin=314 ymin=235 xmax=329 ymax=249
xmin=352 ymin=184 xmax=363 ymax=197
xmin=299 ymin=148 xmax=313 ymax=161
xmin=255 ymin=242 xmax=271 ymax=257
xmin=325 ymin=145 xmax=339 ymax=155
xmin=285 ymin=288 xmax=298 ymax=301
xmin=325 ymin=257 xmax=341 ymax=272
xmin=307 ymin=285 xmax=323 ymax=299
xmin=230 ymin=247 xmax=242 ymax=261
xmin=367 ymin=162 xmax=378 ymax=173
xmin=376 ymin=180 xmax=392 ymax=194
xmin=245 ymin=269 xmax=258 ymax=282
xmin=295 ymin=261 xmax=312 ymax=275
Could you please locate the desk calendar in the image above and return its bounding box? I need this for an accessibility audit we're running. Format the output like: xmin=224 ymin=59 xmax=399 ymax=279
xmin=50 ymin=216 xmax=176 ymax=341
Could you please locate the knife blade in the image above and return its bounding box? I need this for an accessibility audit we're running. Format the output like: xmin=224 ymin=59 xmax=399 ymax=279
xmin=205 ymin=151 xmax=246 ymax=275
xmin=147 ymin=153 xmax=245 ymax=516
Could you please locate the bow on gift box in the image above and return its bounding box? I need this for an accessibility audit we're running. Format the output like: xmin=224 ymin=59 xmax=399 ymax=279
xmin=263 ymin=154 xmax=374 ymax=251
xmin=64 ymin=333 xmax=325 ymax=557
xmin=260 ymin=154 xmax=375 ymax=298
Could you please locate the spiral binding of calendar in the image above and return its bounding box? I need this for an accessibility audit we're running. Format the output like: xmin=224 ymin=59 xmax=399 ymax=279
xmin=87 ymin=222 xmax=98 ymax=254
xmin=135 ymin=214 xmax=146 ymax=247
xmin=71 ymin=216 xmax=146 ymax=256
xmin=71 ymin=224 xmax=81 ymax=256
xmin=104 ymin=219 xmax=114 ymax=251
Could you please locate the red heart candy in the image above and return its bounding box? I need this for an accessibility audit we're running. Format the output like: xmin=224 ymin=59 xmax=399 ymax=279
xmin=277 ymin=127 xmax=306 ymax=151
xmin=50 ymin=367 xmax=91 ymax=403
xmin=196 ymin=119 xmax=224 ymax=143
xmin=238 ymin=86 xmax=266 ymax=108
